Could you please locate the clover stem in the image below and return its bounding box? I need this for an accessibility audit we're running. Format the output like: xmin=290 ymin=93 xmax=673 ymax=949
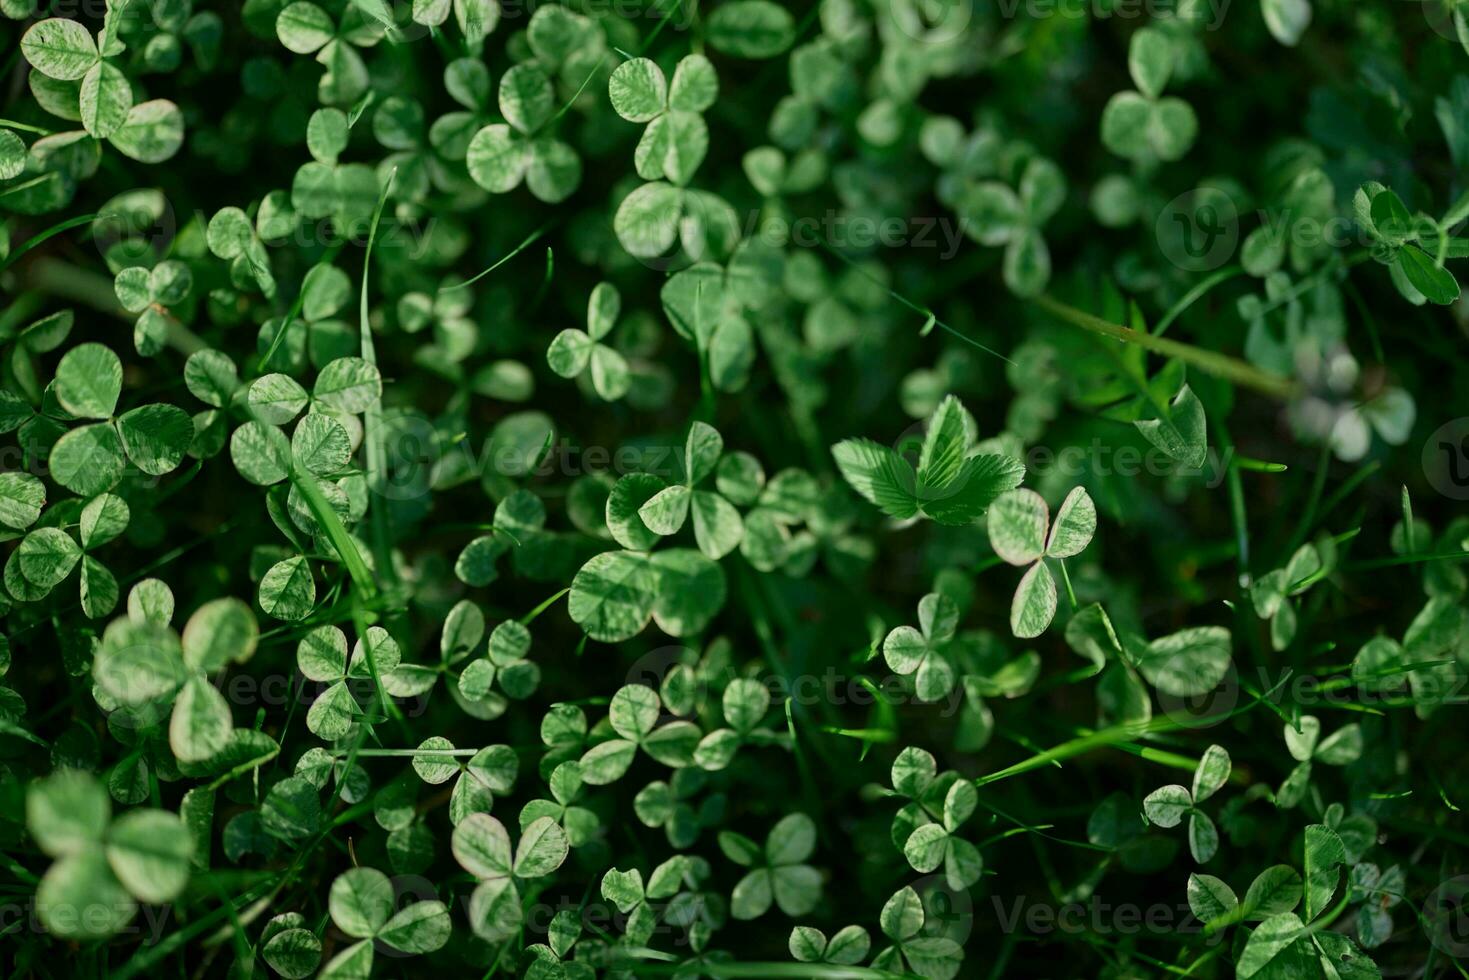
xmin=1033 ymin=294 xmax=1301 ymax=399
xmin=1057 ymin=558 xmax=1077 ymax=611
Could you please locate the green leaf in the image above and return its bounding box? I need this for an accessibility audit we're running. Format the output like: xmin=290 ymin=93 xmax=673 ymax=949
xmin=0 ymin=473 xmax=46 ymax=530
xmin=231 ymin=421 xmax=293 ymax=486
xmin=831 ymin=438 xmax=919 ymax=520
xmin=707 ymin=1 xmax=797 ymax=59
xmin=669 ymin=55 xmax=718 ymax=113
xmin=36 ymin=849 xmax=136 ymax=938
xmin=116 ymin=404 xmax=193 ymax=475
xmin=915 ymin=395 xmax=970 ymax=491
xmin=109 ymin=100 xmax=186 ymax=163
xmin=1045 ymin=487 xmax=1096 ymax=558
xmin=514 ymin=815 xmax=569 ymax=877
xmin=17 ymin=527 xmax=81 ymax=590
xmin=170 ymin=674 xmax=232 ymax=762
xmin=1136 ymin=383 xmax=1207 ymax=469
xmin=614 ymin=181 xmax=683 ymax=259
xmin=568 ymin=550 xmax=659 ymax=642
xmin=609 ymin=58 xmax=666 ymax=123
xmin=22 ymin=19 xmax=100 ymax=81
xmin=1136 ymin=626 xmax=1232 ymax=697
xmin=277 ymin=2 xmax=335 ymax=54
xmin=105 ymin=808 xmax=192 ymax=903
xmin=314 ymin=357 xmax=383 ymax=414
xmin=1262 ymin=0 xmax=1312 ymax=46
xmin=1238 ymin=912 xmax=1311 ymax=978
xmin=989 ymin=489 xmax=1048 ymax=565
xmin=259 ymin=557 xmax=316 ymax=621
xmin=1192 ymin=744 xmax=1231 ymax=802
xmin=1244 ymin=865 xmax=1303 ymax=919
xmin=922 ymin=454 xmax=1026 ymax=525
xmin=499 ymin=64 xmax=554 ymax=134
xmin=1187 ymin=873 xmax=1239 ymax=923
xmin=1302 ymin=824 xmax=1345 ymax=921
xmin=330 ymin=866 xmax=394 ymax=938
xmin=263 ymin=926 xmax=323 ymax=979
xmin=1396 ymin=245 xmax=1460 ymax=305
xmin=55 ymin=342 xmax=122 ymax=419
xmin=27 ymin=769 xmax=109 ymax=856
xmin=452 ymin=812 xmax=513 ymax=879
xmin=1009 ymin=560 xmax=1056 ymax=639
xmin=1142 ymin=784 xmax=1191 ymax=828
xmin=79 ymin=61 xmax=132 ymax=139
xmin=1127 ymin=27 xmax=1174 ymax=99
xmin=378 ymin=900 xmax=451 ymax=953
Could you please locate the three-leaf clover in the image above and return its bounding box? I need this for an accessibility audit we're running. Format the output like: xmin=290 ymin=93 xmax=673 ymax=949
xmin=639 ymin=421 xmax=746 ymax=560
xmin=693 ymin=676 xmax=781 ymax=770
xmin=884 ymin=593 xmax=962 ymax=702
xmin=1347 ymin=861 xmax=1404 ymax=949
xmin=21 ymin=18 xmax=191 ymax=160
xmin=1250 ymin=542 xmax=1326 ymax=651
xmin=452 ymin=812 xmax=570 ymax=942
xmin=871 ymin=885 xmax=965 ymax=979
xmin=720 ymin=812 xmax=822 ymax=919
xmin=1142 ymin=743 xmax=1231 ymax=862
xmin=47 ymin=343 xmax=193 ymax=497
xmin=1276 ymin=716 xmax=1362 ymax=809
xmin=467 ymin=64 xmax=582 ymax=204
xmin=6 ymin=491 xmax=129 ymax=617
xmin=113 ymin=260 xmax=192 ymax=356
xmin=296 ymin=625 xmax=401 ymax=740
xmin=317 ymin=867 xmax=450 ymax=978
xmin=25 ymin=769 xmax=193 ymax=938
xmin=987 ymin=485 xmax=1096 ymax=638
xmin=292 ymin=107 xmax=380 ymax=231
xmin=889 ymin=747 xmax=983 ymax=889
xmin=258 ymin=912 xmax=323 ymax=979
xmin=600 ymin=855 xmax=710 ymax=947
xmin=520 ymin=760 xmax=600 ymax=847
xmin=578 ymin=683 xmax=702 ymax=783
xmin=408 ymin=737 xmax=518 ymax=827
xmin=954 ymin=156 xmax=1065 ymax=297
xmin=547 ymin=282 xmax=631 ymax=401
xmin=275 ymin=1 xmax=383 ymax=106
xmin=609 ymin=55 xmax=739 ymax=258
xmin=633 ymin=767 xmax=724 ymax=848
xmin=1100 ymin=27 xmax=1198 ymax=163
xmin=457 ymin=619 xmax=543 ymax=720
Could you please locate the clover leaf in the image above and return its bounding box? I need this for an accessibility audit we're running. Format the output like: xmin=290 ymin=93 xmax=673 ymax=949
xmin=720 ymin=812 xmax=821 ymax=919
xmin=1141 ymin=744 xmax=1231 ymax=862
xmin=547 ymin=281 xmax=631 ymax=401
xmin=467 ymin=64 xmax=582 ymax=204
xmin=988 ymin=485 xmax=1096 ymax=638
xmin=25 ymin=769 xmax=192 ymax=938
xmin=319 ymin=866 xmax=450 ymax=977
xmin=452 ymin=812 xmax=569 ymax=942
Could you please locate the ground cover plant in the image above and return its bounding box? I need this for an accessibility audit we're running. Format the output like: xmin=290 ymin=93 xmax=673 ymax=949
xmin=1 ymin=0 xmax=1468 ymax=977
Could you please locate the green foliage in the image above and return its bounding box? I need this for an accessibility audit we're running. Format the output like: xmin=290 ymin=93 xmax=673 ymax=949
xmin=0 ymin=1 xmax=1463 ymax=978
